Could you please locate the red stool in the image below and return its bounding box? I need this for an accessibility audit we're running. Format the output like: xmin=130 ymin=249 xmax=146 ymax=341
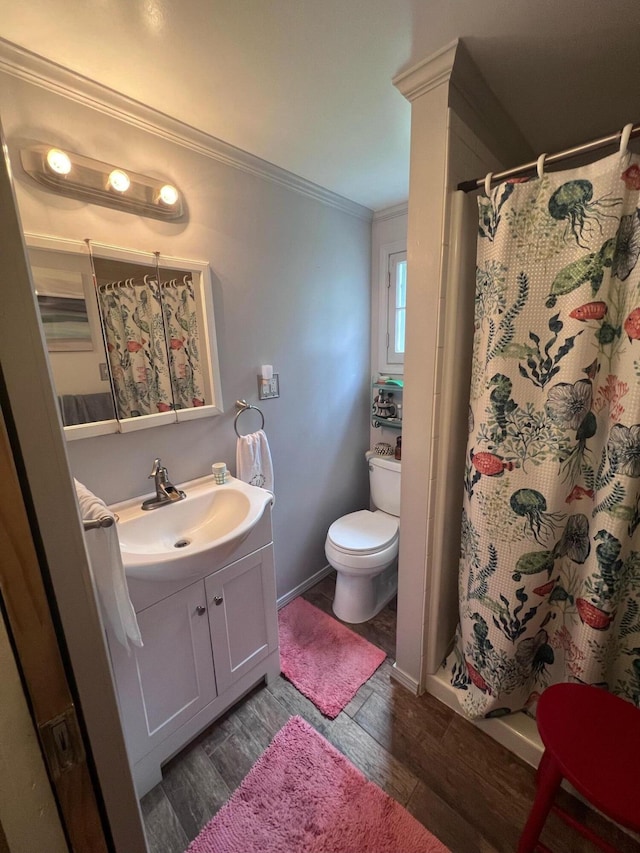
xmin=518 ymin=683 xmax=640 ymax=853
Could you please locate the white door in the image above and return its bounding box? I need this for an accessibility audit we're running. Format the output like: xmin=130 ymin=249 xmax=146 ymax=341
xmin=205 ymin=546 xmax=278 ymax=694
xmin=110 ymin=581 xmax=217 ymax=764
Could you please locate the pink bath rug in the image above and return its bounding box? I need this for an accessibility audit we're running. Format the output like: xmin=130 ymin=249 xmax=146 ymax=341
xmin=278 ymin=596 xmax=386 ymax=717
xmin=187 ymin=715 xmax=449 ymax=853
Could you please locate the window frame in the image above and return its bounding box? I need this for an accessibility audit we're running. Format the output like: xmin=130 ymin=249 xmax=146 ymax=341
xmin=387 ymin=250 xmax=406 ymax=366
xmin=376 ymin=239 xmax=406 ymax=374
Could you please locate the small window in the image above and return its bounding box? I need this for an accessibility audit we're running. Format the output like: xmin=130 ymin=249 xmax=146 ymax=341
xmin=387 ymin=251 xmax=406 ymax=365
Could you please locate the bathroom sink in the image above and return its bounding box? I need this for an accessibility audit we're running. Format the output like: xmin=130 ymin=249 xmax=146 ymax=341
xmin=111 ymin=475 xmax=273 ymax=581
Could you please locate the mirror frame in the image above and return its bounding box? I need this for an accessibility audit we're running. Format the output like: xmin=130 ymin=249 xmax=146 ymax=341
xmin=26 ymin=233 xmax=224 ymax=440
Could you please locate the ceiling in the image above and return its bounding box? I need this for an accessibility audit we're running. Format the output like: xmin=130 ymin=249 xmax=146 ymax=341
xmin=2 ymin=0 xmax=640 ymax=211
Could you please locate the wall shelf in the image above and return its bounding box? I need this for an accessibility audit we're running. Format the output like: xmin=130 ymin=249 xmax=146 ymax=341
xmin=372 ymin=380 xmax=403 ymax=430
xmin=372 ymin=416 xmax=402 ymax=429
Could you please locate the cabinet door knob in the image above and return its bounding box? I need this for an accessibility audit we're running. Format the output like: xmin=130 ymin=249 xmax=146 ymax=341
xmin=214 ymin=596 xmax=223 ymax=606
xmin=196 ymin=605 xmax=206 ymax=615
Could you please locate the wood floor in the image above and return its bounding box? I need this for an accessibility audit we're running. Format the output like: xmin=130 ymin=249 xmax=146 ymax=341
xmin=141 ymin=574 xmax=640 ymax=853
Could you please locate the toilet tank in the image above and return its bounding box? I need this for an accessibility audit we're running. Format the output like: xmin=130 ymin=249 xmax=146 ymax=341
xmin=366 ymin=451 xmax=401 ymax=516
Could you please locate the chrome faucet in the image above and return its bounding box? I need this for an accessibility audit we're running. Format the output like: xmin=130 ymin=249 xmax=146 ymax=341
xmin=141 ymin=458 xmax=186 ymax=510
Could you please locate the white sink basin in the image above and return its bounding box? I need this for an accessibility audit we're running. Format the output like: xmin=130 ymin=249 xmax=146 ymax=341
xmin=111 ymin=475 xmax=273 ymax=581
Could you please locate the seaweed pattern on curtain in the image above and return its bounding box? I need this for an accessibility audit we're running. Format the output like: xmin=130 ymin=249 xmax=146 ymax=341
xmin=160 ymin=276 xmax=205 ymax=410
xmin=449 ymin=153 xmax=640 ymax=720
xmin=99 ymin=278 xmax=174 ymax=418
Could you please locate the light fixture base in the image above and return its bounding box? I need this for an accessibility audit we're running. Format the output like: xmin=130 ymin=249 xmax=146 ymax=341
xmin=20 ymin=145 xmax=184 ymax=221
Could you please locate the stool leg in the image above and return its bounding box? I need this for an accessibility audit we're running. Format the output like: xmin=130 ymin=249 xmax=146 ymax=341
xmin=517 ymin=750 xmax=563 ymax=853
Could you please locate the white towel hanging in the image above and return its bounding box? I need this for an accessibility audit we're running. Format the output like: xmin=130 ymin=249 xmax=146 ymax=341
xmin=236 ymin=429 xmax=274 ymax=494
xmin=74 ymin=479 xmax=142 ymax=652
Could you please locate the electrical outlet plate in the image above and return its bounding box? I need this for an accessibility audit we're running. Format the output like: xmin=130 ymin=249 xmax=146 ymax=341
xmin=257 ymin=373 xmax=279 ymax=399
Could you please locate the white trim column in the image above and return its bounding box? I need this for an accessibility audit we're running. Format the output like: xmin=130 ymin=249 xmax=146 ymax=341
xmin=392 ymin=39 xmax=532 ymax=691
xmin=391 ymin=42 xmax=457 ymax=690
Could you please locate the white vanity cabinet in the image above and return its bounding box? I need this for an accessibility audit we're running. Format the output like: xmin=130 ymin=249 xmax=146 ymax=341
xmin=205 ymin=547 xmax=278 ymax=694
xmin=106 ymin=508 xmax=280 ymax=796
xmin=112 ymin=581 xmax=217 ymax=762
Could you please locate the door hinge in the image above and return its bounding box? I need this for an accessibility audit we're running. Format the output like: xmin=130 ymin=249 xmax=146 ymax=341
xmin=39 ymin=706 xmax=86 ymax=779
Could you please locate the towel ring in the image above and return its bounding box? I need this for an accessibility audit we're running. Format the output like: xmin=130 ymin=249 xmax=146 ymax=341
xmin=234 ymin=399 xmax=265 ymax=438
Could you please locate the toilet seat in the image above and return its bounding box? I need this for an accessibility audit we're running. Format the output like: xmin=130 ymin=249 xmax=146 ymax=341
xmin=327 ymin=510 xmax=398 ymax=555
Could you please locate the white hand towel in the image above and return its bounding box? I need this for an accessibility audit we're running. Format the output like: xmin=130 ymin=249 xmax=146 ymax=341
xmin=74 ymin=479 xmax=143 ymax=652
xmin=236 ymin=429 xmax=274 ymax=493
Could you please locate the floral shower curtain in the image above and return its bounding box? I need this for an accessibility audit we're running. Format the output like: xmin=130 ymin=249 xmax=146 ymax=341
xmin=449 ymin=151 xmax=640 ymax=720
xmin=160 ymin=276 xmax=205 ymax=409
xmin=99 ymin=277 xmax=174 ymax=418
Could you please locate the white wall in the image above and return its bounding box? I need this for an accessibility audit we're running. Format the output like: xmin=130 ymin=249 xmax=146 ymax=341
xmin=0 ymin=68 xmax=372 ymax=601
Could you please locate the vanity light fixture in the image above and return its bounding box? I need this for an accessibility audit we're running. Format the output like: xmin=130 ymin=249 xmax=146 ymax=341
xmin=20 ymin=144 xmax=184 ymax=220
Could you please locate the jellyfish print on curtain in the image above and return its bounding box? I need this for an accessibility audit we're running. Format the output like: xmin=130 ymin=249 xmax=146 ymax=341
xmin=449 ymin=152 xmax=640 ymax=720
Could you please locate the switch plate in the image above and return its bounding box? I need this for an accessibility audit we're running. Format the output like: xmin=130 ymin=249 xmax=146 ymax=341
xmin=39 ymin=707 xmax=85 ymax=779
xmin=257 ymin=373 xmax=279 ymax=399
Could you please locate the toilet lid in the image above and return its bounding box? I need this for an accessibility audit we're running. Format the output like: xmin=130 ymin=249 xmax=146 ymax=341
xmin=327 ymin=510 xmax=398 ymax=555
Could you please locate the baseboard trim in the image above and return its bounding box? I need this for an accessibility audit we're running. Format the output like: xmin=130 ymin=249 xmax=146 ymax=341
xmin=390 ymin=662 xmax=420 ymax=694
xmin=425 ymin=671 xmax=542 ymax=769
xmin=277 ymin=564 xmax=334 ymax=610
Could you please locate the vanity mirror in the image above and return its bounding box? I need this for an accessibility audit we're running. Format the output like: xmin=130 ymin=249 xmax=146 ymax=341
xmin=27 ymin=234 xmax=223 ymax=439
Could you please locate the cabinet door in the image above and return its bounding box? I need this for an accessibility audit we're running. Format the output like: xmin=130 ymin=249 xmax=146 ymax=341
xmin=109 ymin=581 xmax=216 ymax=764
xmin=205 ymin=546 xmax=278 ymax=694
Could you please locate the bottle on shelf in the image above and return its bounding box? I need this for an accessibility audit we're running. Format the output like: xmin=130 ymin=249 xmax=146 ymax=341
xmin=395 ymin=436 xmax=402 ymax=460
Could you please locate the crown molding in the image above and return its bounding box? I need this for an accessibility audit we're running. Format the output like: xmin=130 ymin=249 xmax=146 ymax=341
xmin=448 ymin=40 xmax=533 ymax=167
xmin=373 ymin=201 xmax=408 ymax=222
xmin=393 ymin=38 xmax=532 ymax=166
xmin=392 ymin=39 xmax=458 ymax=103
xmin=0 ymin=38 xmax=373 ymax=222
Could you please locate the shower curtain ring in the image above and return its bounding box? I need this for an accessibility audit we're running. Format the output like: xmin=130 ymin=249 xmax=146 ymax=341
xmin=536 ymin=153 xmax=547 ymax=180
xmin=484 ymin=172 xmax=493 ymax=196
xmin=619 ymin=123 xmax=633 ymax=157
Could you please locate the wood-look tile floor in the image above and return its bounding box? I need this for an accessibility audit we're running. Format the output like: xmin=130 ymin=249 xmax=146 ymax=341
xmin=141 ymin=573 xmax=640 ymax=853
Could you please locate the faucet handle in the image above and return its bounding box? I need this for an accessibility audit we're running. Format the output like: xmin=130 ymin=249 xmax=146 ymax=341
xmin=149 ymin=457 xmax=163 ymax=478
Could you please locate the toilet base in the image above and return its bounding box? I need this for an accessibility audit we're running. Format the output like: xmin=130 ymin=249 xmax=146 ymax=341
xmin=332 ymin=562 xmax=398 ymax=624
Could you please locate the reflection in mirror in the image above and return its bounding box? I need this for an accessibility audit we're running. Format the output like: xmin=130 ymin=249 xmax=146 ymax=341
xmin=93 ymin=257 xmax=175 ymax=420
xmin=28 ymin=244 xmax=117 ymax=427
xmin=159 ymin=268 xmax=206 ymax=409
xmin=26 ymin=235 xmax=223 ymax=439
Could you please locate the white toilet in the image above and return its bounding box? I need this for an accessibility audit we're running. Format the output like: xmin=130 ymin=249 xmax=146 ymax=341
xmin=325 ymin=450 xmax=401 ymax=623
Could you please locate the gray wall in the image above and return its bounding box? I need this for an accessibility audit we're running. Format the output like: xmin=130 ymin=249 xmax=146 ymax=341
xmin=1 ymin=72 xmax=372 ymax=599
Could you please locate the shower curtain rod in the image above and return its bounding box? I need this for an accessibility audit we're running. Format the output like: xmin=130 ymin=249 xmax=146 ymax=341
xmin=457 ymin=123 xmax=640 ymax=193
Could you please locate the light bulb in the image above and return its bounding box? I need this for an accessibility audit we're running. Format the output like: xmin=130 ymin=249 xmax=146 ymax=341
xmin=46 ymin=148 xmax=72 ymax=175
xmin=108 ymin=169 xmax=130 ymax=193
xmin=159 ymin=184 xmax=179 ymax=206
